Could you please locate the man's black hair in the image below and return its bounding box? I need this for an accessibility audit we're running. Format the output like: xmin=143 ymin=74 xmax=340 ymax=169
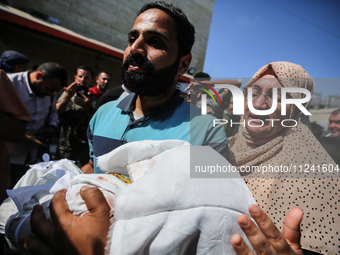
xmin=194 ymin=71 xmax=211 ymax=79
xmin=37 ymin=62 xmax=67 ymax=87
xmin=138 ymin=1 xmax=195 ymax=57
xmin=97 ymin=70 xmax=111 ymax=77
xmin=331 ymin=108 xmax=340 ymax=116
xmin=77 ymin=65 xmax=94 ymax=79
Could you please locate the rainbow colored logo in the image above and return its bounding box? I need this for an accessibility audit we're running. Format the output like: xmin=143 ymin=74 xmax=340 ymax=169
xmin=197 ymin=83 xmax=222 ymax=106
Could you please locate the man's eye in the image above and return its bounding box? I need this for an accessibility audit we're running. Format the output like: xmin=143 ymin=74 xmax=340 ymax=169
xmin=128 ymin=37 xmax=136 ymax=44
xmin=149 ymin=38 xmax=163 ymax=47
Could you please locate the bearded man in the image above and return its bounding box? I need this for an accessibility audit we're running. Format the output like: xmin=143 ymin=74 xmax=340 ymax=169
xmin=82 ymin=2 xmax=228 ymax=173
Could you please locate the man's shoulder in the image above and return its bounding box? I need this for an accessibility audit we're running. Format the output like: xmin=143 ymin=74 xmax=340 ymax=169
xmin=93 ymin=99 xmax=123 ymax=119
xmin=166 ymin=95 xmax=199 ymax=114
xmin=185 ymin=102 xmax=216 ymax=120
xmin=162 ymin=98 xmax=218 ymax=123
xmin=89 ymin=86 xmax=96 ymax=93
xmin=102 ymin=86 xmax=124 ymax=99
xmin=173 ymin=98 xmax=217 ymax=117
xmin=7 ymin=71 xmax=26 ymax=83
xmin=6 ymin=72 xmax=18 ymax=79
xmin=89 ymin=99 xmax=128 ymax=134
xmin=108 ymin=85 xmax=125 ymax=94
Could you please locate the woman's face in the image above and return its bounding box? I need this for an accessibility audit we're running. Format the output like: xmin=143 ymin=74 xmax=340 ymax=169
xmin=244 ymin=74 xmax=291 ymax=139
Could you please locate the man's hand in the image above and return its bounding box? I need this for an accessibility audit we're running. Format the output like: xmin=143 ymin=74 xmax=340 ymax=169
xmin=23 ymin=187 xmax=112 ymax=255
xmin=81 ymin=160 xmax=95 ymax=174
xmin=74 ymin=92 xmax=91 ymax=109
xmin=231 ymin=204 xmax=304 ymax=255
xmin=22 ymin=133 xmax=47 ymax=148
xmin=64 ymin=82 xmax=78 ymax=99
xmin=184 ymin=81 xmax=203 ymax=92
xmin=184 ymin=81 xmax=203 ymax=104
xmin=56 ymin=82 xmax=77 ymax=116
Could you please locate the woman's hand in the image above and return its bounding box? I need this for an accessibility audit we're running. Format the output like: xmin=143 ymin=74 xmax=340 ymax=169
xmin=231 ymin=204 xmax=304 ymax=255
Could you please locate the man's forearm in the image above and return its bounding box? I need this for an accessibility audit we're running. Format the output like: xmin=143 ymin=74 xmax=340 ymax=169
xmin=56 ymin=95 xmax=72 ymax=117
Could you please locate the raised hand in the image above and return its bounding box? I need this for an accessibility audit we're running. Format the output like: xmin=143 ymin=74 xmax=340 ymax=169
xmin=231 ymin=204 xmax=304 ymax=255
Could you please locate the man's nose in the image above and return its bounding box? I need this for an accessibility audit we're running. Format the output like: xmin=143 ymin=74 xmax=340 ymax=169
xmin=329 ymin=121 xmax=335 ymax=127
xmin=130 ymin=37 xmax=146 ymax=57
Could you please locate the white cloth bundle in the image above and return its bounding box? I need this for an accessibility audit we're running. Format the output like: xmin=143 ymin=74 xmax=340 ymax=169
xmin=99 ymin=140 xmax=255 ymax=254
xmin=0 ymin=140 xmax=256 ymax=254
xmin=0 ymin=160 xmax=127 ymax=248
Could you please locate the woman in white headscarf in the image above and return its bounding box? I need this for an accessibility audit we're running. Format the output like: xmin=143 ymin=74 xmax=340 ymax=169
xmin=229 ymin=61 xmax=339 ymax=255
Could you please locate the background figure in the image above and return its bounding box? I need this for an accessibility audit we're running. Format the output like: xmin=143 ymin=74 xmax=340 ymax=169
xmin=0 ymin=70 xmax=31 ymax=203
xmin=187 ymin=71 xmax=211 ymax=106
xmin=318 ymin=108 xmax=340 ymax=164
xmin=6 ymin=62 xmax=66 ymax=187
xmin=228 ymin=61 xmax=338 ymax=254
xmin=188 ymin=72 xmax=223 ymax=118
xmin=56 ymin=66 xmax=95 ymax=167
xmin=89 ymin=71 xmax=111 ymax=109
xmin=187 ymin=72 xmax=226 ymax=118
xmin=0 ymin=70 xmax=31 ymax=255
xmin=222 ymin=99 xmax=240 ymax=137
xmin=185 ymin=73 xmax=241 ymax=122
xmin=325 ymin=108 xmax=340 ymax=137
xmin=0 ymin=50 xmax=29 ymax=73
xmin=89 ymin=71 xmax=111 ymax=102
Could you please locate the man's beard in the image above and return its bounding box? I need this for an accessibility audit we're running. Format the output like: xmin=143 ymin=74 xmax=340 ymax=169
xmin=121 ymin=54 xmax=180 ymax=96
xmin=30 ymin=81 xmax=45 ymax=97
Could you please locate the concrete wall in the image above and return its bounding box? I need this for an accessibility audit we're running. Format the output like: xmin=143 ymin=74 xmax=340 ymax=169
xmin=6 ymin=0 xmax=214 ymax=73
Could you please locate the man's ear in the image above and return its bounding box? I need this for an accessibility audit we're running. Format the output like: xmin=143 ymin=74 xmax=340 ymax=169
xmin=34 ymin=71 xmax=44 ymax=81
xmin=178 ymin=53 xmax=192 ymax=76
